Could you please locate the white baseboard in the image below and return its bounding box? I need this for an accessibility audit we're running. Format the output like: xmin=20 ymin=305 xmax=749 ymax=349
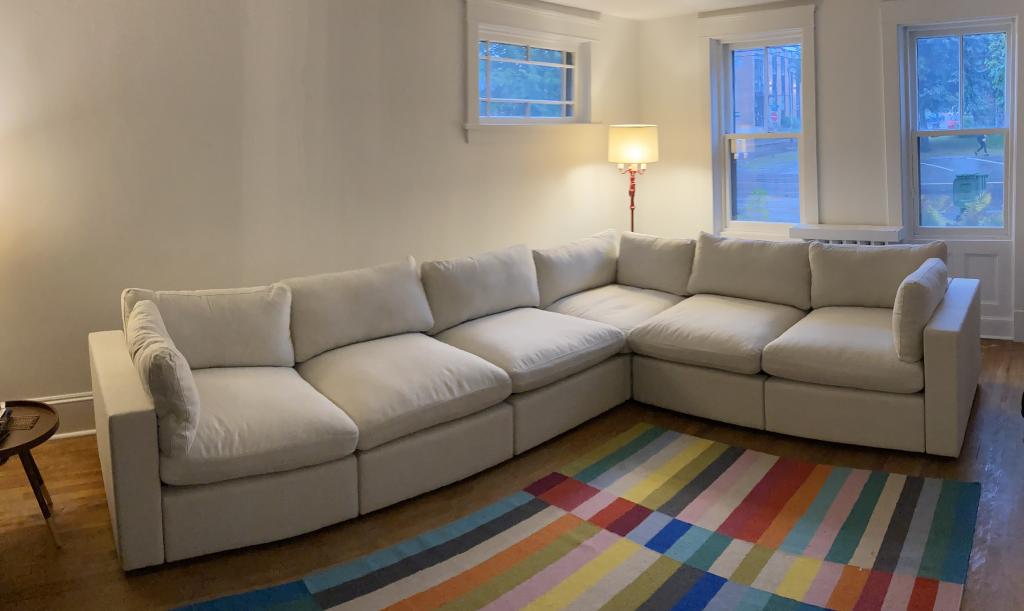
xmin=983 ymin=316 xmax=1014 ymax=340
xmin=26 ymin=391 xmax=96 ymax=438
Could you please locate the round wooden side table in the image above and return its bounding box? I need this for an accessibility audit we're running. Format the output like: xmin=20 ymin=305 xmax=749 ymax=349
xmin=0 ymin=400 xmax=61 ymax=546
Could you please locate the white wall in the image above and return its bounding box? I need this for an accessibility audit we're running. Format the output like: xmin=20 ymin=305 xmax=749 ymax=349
xmin=0 ymin=0 xmax=640 ymax=403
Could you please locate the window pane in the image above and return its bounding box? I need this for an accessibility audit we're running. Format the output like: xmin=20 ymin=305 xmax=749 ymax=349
xmin=489 ymin=102 xmax=527 ymax=117
xmin=490 ymin=62 xmax=563 ymax=101
xmin=566 ymin=104 xmax=574 ymax=118
xmin=731 ymin=138 xmax=799 ymax=222
xmin=565 ymin=67 xmax=574 ymax=102
xmin=916 ymin=36 xmax=960 ymax=130
xmin=479 ymin=41 xmax=487 ymax=58
xmin=767 ymin=45 xmax=801 ymax=131
xmin=529 ymin=47 xmax=563 ymax=63
xmin=478 ymin=59 xmax=486 ymax=97
xmin=488 ymin=42 xmax=526 ymax=59
xmin=529 ymin=103 xmax=562 ymax=118
xmin=731 ymin=45 xmax=801 ymax=133
xmin=919 ymin=134 xmax=1004 ymax=227
xmin=963 ymin=32 xmax=1007 ymax=128
xmin=731 ymin=48 xmax=765 ymax=133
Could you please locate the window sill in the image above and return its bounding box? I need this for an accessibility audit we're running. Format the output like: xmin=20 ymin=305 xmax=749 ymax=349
xmin=463 ymin=122 xmax=604 ymax=143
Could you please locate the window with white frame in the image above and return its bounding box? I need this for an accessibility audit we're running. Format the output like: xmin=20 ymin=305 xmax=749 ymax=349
xmin=466 ymin=0 xmax=596 ymax=129
xmin=711 ymin=27 xmax=816 ymax=234
xmin=905 ymin=22 xmax=1012 ymax=232
xmin=478 ymin=39 xmax=576 ymax=121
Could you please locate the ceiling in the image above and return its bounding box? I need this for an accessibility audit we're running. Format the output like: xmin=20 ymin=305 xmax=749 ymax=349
xmin=552 ymin=0 xmax=783 ymax=20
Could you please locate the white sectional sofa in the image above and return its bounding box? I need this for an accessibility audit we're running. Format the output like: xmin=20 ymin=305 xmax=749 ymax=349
xmin=89 ymin=230 xmax=981 ymax=570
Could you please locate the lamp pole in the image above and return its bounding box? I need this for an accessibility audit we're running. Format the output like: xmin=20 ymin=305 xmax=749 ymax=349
xmin=619 ymin=163 xmax=646 ymax=232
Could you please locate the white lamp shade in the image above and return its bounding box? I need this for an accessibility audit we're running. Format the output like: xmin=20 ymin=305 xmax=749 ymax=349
xmin=608 ymin=124 xmax=659 ymax=165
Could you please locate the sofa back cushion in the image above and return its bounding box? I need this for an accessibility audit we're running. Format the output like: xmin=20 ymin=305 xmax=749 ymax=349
xmin=687 ymin=232 xmax=811 ymax=309
xmin=421 ymin=244 xmax=539 ymax=334
xmin=533 ymin=230 xmax=618 ymax=307
xmin=125 ymin=300 xmax=200 ymax=457
xmin=617 ymin=232 xmax=695 ymax=296
xmin=893 ymin=258 xmax=949 ymax=363
xmin=121 ymin=284 xmax=294 ymax=368
xmin=283 ymin=257 xmax=434 ymax=362
xmin=809 ymin=241 xmax=948 ymax=308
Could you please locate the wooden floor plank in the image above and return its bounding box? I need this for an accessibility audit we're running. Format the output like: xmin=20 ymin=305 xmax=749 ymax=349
xmin=0 ymin=339 xmax=1020 ymax=609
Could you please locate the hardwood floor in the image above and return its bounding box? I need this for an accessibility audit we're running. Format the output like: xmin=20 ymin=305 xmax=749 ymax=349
xmin=1 ymin=340 xmax=1022 ymax=610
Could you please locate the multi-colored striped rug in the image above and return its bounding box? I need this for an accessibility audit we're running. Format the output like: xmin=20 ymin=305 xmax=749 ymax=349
xmin=187 ymin=423 xmax=980 ymax=610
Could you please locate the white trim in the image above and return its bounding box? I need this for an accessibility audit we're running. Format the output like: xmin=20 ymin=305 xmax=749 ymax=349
xmin=465 ymin=0 xmax=598 ymax=132
xmin=703 ymin=4 xmax=818 ymax=238
xmin=53 ymin=428 xmax=96 ymax=440
xmin=21 ymin=391 xmax=96 ymax=438
xmin=36 ymin=391 xmax=92 ymax=406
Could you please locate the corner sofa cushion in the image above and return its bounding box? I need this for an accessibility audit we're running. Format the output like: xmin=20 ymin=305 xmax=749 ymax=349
xmin=282 ymin=257 xmax=433 ymax=362
xmin=297 ymin=333 xmax=511 ymax=451
xmin=547 ymin=284 xmax=682 ymax=334
xmin=125 ymin=300 xmax=200 ymax=457
xmin=159 ymin=367 xmax=358 ymax=486
xmin=893 ymin=258 xmax=949 ymax=363
xmin=617 ymin=232 xmax=695 ymax=296
xmin=629 ymin=294 xmax=805 ymax=374
xmin=809 ymin=241 xmax=948 ymax=308
xmin=763 ymin=307 xmax=924 ymax=394
xmin=421 ymin=244 xmax=540 ymax=334
xmin=533 ymin=230 xmax=618 ymax=307
xmin=437 ymin=308 xmax=625 ymax=393
xmin=687 ymin=233 xmax=811 ymax=309
xmin=121 ymin=284 xmax=294 ymax=369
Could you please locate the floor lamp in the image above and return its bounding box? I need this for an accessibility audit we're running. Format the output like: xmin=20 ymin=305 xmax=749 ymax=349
xmin=608 ymin=124 xmax=659 ymax=232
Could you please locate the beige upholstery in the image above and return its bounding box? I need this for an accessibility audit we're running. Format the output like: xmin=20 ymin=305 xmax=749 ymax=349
xmin=297 ymin=333 xmax=511 ymax=451
xmin=763 ymin=307 xmax=924 ymax=394
xmin=809 ymin=241 xmax=948 ymax=308
xmin=893 ymin=258 xmax=949 ymax=362
xmin=629 ymin=294 xmax=805 ymax=374
xmin=125 ymin=300 xmax=200 ymax=457
xmin=687 ymin=233 xmax=811 ymax=309
xmin=533 ymin=230 xmax=618 ymax=307
xmin=546 ymin=284 xmax=682 ymax=334
xmin=924 ymin=278 xmax=981 ymax=456
xmin=437 ymin=308 xmax=625 ymax=392
xmin=617 ymin=232 xmax=695 ymax=296
xmin=121 ymin=284 xmax=294 ymax=368
xmin=282 ymin=257 xmax=434 ymax=362
xmin=633 ymin=356 xmax=766 ymax=429
xmin=421 ymin=244 xmax=539 ymax=334
xmin=159 ymin=368 xmax=359 ymax=486
xmin=162 ymin=456 xmax=358 ymax=562
xmin=765 ymin=378 xmax=925 ymax=452
xmin=89 ymin=330 xmax=164 ymax=570
xmin=357 ymin=404 xmax=513 ymax=513
xmin=511 ymin=355 xmax=631 ymax=454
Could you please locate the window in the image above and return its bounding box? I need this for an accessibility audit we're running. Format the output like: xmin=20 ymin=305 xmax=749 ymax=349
xmin=906 ymin=23 xmax=1012 ymax=231
xmin=710 ymin=25 xmax=816 ymax=235
xmin=726 ymin=42 xmax=802 ymax=224
xmin=478 ymin=41 xmax=575 ymax=121
xmin=466 ymin=0 xmax=596 ymax=131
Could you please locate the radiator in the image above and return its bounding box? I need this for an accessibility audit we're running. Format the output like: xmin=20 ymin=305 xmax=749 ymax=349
xmin=788 ymin=223 xmax=906 ymax=245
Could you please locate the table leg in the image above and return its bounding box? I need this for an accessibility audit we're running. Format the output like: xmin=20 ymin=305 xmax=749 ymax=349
xmin=20 ymin=450 xmax=61 ymax=547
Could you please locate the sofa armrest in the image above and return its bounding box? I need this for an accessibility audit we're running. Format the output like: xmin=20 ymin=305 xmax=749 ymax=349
xmin=923 ymin=278 xmax=981 ymax=457
xmin=89 ymin=330 xmax=164 ymax=569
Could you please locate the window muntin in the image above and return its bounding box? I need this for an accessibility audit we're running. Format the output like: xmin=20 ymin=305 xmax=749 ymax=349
xmin=909 ymin=26 xmax=1010 ymax=230
xmin=724 ymin=42 xmax=803 ymax=224
xmin=478 ymin=40 xmax=575 ymax=120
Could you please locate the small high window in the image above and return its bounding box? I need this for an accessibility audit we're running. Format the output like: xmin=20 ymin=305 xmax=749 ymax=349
xmin=478 ymin=41 xmax=575 ymax=121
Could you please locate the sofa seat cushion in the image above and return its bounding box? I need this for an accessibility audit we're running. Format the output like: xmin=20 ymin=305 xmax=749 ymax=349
xmin=762 ymin=307 xmax=924 ymax=394
xmin=160 ymin=368 xmax=358 ymax=486
xmin=547 ymin=284 xmax=683 ymax=334
xmin=298 ymin=333 xmax=512 ymax=451
xmin=436 ymin=308 xmax=626 ymax=393
xmin=629 ymin=294 xmax=805 ymax=374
